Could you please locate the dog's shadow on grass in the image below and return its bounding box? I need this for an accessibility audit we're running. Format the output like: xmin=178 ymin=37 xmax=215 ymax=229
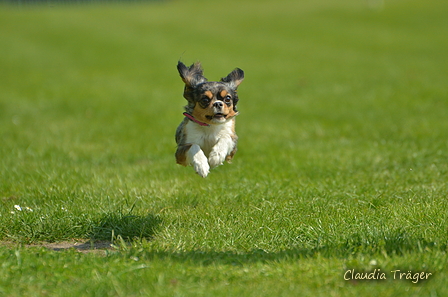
xmin=40 ymin=212 xmax=162 ymax=253
xmin=89 ymin=212 xmax=162 ymax=241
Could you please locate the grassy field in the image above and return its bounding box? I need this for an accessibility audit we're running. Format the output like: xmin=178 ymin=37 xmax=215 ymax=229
xmin=1 ymin=0 xmax=447 ymax=295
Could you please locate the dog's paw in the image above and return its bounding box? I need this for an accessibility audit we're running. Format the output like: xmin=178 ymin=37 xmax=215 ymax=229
xmin=188 ymin=144 xmax=210 ymax=177
xmin=194 ymin=158 xmax=210 ymax=177
xmin=208 ymin=151 xmax=225 ymax=169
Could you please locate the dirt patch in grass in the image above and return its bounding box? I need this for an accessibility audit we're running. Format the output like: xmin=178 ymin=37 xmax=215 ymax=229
xmin=2 ymin=240 xmax=114 ymax=255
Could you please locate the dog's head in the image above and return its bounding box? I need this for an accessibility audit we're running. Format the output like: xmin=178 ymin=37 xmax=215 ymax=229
xmin=177 ymin=61 xmax=244 ymax=125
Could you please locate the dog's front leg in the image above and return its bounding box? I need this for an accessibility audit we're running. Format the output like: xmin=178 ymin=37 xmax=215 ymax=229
xmin=186 ymin=144 xmax=210 ymax=178
xmin=209 ymin=136 xmax=235 ymax=169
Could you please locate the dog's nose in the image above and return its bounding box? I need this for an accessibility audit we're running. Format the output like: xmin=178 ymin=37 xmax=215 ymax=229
xmin=213 ymin=101 xmax=224 ymax=108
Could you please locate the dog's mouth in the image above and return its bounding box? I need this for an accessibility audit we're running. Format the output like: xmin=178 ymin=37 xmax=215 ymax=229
xmin=206 ymin=113 xmax=227 ymax=120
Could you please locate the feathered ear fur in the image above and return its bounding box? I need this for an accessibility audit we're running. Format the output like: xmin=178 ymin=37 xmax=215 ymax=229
xmin=177 ymin=61 xmax=208 ymax=87
xmin=177 ymin=61 xmax=208 ymax=102
xmin=221 ymin=68 xmax=244 ymax=89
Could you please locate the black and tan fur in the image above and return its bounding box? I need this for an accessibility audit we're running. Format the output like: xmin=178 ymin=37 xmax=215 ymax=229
xmin=175 ymin=61 xmax=244 ymax=177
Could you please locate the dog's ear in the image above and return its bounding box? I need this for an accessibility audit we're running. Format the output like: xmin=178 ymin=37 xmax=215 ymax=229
xmin=221 ymin=68 xmax=244 ymax=89
xmin=177 ymin=61 xmax=208 ymax=88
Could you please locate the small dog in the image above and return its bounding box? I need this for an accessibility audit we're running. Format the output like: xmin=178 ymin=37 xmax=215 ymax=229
xmin=175 ymin=61 xmax=244 ymax=177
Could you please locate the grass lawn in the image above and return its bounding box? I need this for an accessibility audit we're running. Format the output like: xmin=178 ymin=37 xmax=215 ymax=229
xmin=1 ymin=0 xmax=447 ymax=295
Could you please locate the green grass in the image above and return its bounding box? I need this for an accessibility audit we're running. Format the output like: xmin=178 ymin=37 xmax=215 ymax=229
xmin=1 ymin=0 xmax=448 ymax=295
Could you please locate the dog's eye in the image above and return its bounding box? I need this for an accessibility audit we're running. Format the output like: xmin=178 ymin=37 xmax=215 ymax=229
xmin=201 ymin=97 xmax=211 ymax=105
xmin=224 ymin=95 xmax=232 ymax=104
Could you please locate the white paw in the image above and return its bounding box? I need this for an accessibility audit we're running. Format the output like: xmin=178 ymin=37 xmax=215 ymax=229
xmin=187 ymin=144 xmax=210 ymax=177
xmin=208 ymin=151 xmax=225 ymax=168
xmin=193 ymin=158 xmax=210 ymax=177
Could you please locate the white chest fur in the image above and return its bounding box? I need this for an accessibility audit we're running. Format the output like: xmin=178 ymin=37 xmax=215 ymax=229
xmin=184 ymin=119 xmax=235 ymax=157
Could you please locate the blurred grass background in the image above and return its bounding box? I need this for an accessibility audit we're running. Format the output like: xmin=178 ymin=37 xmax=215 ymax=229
xmin=0 ymin=0 xmax=448 ymax=296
